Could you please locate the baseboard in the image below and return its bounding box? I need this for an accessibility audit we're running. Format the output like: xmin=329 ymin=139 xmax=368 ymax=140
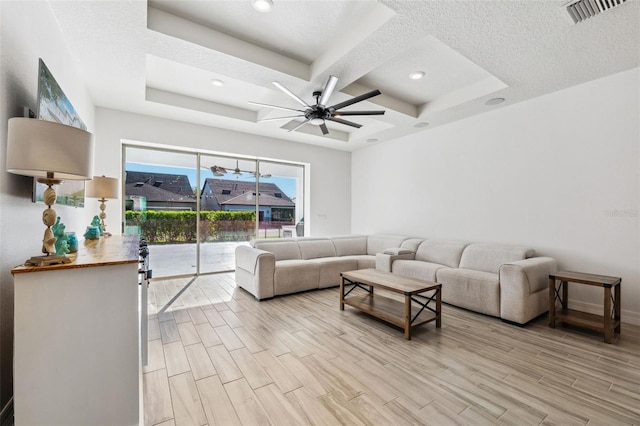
xmin=0 ymin=397 xmax=13 ymax=426
xmin=569 ymin=300 xmax=640 ymax=326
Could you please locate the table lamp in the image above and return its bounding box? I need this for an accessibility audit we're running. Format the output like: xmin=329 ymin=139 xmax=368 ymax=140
xmin=86 ymin=175 xmax=119 ymax=236
xmin=6 ymin=118 xmax=94 ymax=265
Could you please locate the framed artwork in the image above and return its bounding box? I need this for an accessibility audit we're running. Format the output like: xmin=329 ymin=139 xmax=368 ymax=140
xmin=33 ymin=59 xmax=87 ymax=207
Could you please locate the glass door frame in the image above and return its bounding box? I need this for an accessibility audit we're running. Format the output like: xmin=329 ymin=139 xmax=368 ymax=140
xmin=122 ymin=142 xmax=305 ymax=278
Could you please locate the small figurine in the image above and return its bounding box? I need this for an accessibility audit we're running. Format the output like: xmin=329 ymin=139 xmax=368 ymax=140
xmin=52 ymin=217 xmax=69 ymax=255
xmin=66 ymin=232 xmax=78 ymax=253
xmin=84 ymin=225 xmax=100 ymax=240
xmin=91 ymin=215 xmax=103 ymax=235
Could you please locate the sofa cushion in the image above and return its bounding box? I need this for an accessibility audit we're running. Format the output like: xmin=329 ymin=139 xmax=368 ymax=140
xmin=458 ymin=243 xmax=535 ymax=274
xmin=337 ymin=254 xmax=375 ymax=269
xmin=400 ymin=238 xmax=424 ymax=252
xmin=331 ymin=236 xmax=367 ymax=256
xmin=415 ymin=240 xmax=468 ymax=268
xmin=252 ymin=240 xmax=302 ymax=261
xmin=298 ymin=239 xmax=336 ymax=260
xmin=437 ymin=268 xmax=500 ymax=316
xmin=366 ymin=234 xmax=408 ymax=255
xmin=308 ymin=257 xmax=359 ymax=288
xmin=392 ymin=259 xmax=447 ymax=282
xmin=273 ymin=260 xmax=319 ymax=294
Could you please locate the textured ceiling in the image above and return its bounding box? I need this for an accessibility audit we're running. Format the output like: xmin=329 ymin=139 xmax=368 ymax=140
xmin=48 ymin=0 xmax=640 ymax=152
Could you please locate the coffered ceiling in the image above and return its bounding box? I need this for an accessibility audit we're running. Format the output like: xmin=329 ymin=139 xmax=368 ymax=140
xmin=48 ymin=0 xmax=639 ymax=151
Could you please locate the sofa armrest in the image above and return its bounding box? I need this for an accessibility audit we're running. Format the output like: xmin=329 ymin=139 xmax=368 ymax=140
xmin=235 ymin=245 xmax=276 ymax=300
xmin=499 ymin=257 xmax=557 ymax=323
xmin=375 ymin=251 xmax=416 ymax=272
xmin=383 ymin=247 xmax=415 ymax=255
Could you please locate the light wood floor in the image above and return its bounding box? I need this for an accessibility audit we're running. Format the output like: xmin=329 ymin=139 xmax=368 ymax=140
xmin=143 ymin=273 xmax=640 ymax=426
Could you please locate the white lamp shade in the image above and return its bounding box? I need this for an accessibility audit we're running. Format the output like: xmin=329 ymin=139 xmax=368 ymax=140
xmin=6 ymin=118 xmax=94 ymax=180
xmin=86 ymin=176 xmax=119 ymax=199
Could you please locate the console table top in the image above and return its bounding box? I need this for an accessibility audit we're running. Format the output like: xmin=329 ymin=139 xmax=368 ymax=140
xmin=12 ymin=234 xmax=139 ymax=274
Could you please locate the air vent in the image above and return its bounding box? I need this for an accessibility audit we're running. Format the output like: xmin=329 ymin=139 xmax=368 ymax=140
xmin=566 ymin=0 xmax=630 ymax=23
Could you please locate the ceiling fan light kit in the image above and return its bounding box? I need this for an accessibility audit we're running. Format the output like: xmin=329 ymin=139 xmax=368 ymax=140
xmin=252 ymin=75 xmax=385 ymax=136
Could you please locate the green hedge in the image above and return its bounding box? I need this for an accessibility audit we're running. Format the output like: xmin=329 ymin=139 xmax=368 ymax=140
xmin=125 ymin=210 xmax=255 ymax=243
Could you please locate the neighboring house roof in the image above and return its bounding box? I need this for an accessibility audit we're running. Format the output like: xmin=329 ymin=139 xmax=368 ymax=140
xmin=126 ymin=171 xmax=195 ymax=198
xmin=222 ymin=193 xmax=295 ymax=207
xmin=125 ymin=182 xmax=196 ymax=203
xmin=203 ymin=179 xmax=294 ymax=208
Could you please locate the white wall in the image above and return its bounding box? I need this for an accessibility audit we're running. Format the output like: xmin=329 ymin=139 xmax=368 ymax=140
xmin=95 ymin=107 xmax=352 ymax=238
xmin=352 ymin=68 xmax=640 ymax=324
xmin=0 ymin=1 xmax=96 ymax=409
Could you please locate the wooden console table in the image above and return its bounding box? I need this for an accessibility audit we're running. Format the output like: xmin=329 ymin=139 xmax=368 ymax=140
xmin=548 ymin=270 xmax=621 ymax=343
xmin=12 ymin=235 xmax=141 ymax=425
xmin=340 ymin=269 xmax=441 ymax=340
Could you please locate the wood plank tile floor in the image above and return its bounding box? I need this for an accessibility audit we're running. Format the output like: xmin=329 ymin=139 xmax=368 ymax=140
xmin=143 ymin=273 xmax=640 ymax=425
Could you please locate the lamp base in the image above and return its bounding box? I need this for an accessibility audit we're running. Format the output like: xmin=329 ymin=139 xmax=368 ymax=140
xmin=25 ymin=255 xmax=72 ymax=267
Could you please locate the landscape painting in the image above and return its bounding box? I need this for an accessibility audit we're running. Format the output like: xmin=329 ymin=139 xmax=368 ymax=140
xmin=34 ymin=59 xmax=87 ymax=207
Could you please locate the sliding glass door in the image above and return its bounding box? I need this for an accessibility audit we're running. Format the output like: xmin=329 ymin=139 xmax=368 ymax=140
xmin=254 ymin=160 xmax=304 ymax=239
xmin=123 ymin=147 xmax=198 ymax=277
xmin=123 ymin=145 xmax=305 ymax=278
xmin=199 ymin=155 xmax=257 ymax=274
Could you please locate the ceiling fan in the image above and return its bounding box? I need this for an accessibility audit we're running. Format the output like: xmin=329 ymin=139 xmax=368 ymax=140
xmin=250 ymin=75 xmax=385 ymax=135
xmin=210 ymin=161 xmax=271 ymax=178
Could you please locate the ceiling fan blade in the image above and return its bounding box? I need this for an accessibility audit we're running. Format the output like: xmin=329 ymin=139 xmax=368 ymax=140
xmin=317 ymin=75 xmax=338 ymax=107
xmin=258 ymin=115 xmax=305 ymax=122
xmin=328 ymin=117 xmax=362 ymax=128
xmin=211 ymin=166 xmax=227 ymax=176
xmin=333 ymin=110 xmax=385 ymax=116
xmin=273 ymin=81 xmax=311 ymax=108
xmin=319 ymin=123 xmax=329 ymax=135
xmin=248 ymin=101 xmax=305 ymax=113
xmin=288 ymin=118 xmax=310 ymax=133
xmin=330 ymin=89 xmax=382 ymax=111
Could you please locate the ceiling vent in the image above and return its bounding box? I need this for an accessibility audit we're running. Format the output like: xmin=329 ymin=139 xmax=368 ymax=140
xmin=566 ymin=0 xmax=630 ymax=23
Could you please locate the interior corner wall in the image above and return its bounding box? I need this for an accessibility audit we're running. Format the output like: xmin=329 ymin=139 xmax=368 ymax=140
xmin=94 ymin=107 xmax=352 ymax=238
xmin=352 ymin=68 xmax=640 ymax=324
xmin=0 ymin=1 xmax=96 ymax=408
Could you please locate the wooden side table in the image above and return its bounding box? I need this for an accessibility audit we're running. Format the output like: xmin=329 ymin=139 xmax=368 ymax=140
xmin=548 ymin=270 xmax=621 ymax=343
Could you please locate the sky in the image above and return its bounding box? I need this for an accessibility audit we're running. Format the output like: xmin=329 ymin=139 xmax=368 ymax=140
xmin=126 ymin=162 xmax=298 ymax=199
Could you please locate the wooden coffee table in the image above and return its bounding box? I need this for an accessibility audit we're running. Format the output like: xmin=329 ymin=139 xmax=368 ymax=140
xmin=340 ymin=269 xmax=441 ymax=340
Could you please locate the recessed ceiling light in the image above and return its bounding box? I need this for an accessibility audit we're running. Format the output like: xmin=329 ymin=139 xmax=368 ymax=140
xmin=210 ymin=79 xmax=224 ymax=87
xmin=366 ymin=138 xmax=378 ymax=143
xmin=409 ymin=71 xmax=425 ymax=80
xmin=414 ymin=122 xmax=429 ymax=128
xmin=485 ymin=97 xmax=505 ymax=106
xmin=252 ymin=0 xmax=273 ymax=12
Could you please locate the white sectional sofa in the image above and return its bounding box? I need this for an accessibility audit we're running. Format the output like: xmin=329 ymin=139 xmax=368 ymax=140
xmin=235 ymin=234 xmax=419 ymax=300
xmin=235 ymin=234 xmax=556 ymax=324
xmin=376 ymin=240 xmax=556 ymax=324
